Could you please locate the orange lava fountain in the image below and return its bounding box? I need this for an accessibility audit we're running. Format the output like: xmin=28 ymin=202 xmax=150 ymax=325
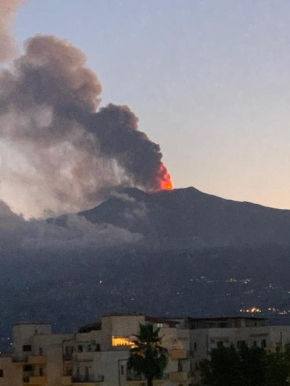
xmin=159 ymin=164 xmax=173 ymax=190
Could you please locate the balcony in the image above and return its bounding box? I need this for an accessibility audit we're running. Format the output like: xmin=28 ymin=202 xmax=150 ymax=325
xmin=63 ymin=354 xmax=73 ymax=361
xmin=28 ymin=376 xmax=47 ymax=385
xmin=170 ymin=371 xmax=188 ymax=382
xmin=74 ymin=352 xmax=95 ymax=362
xmin=127 ymin=375 xmax=165 ymax=386
xmin=127 ymin=381 xmax=164 ymax=386
xmin=170 ymin=349 xmax=187 ymax=360
xmin=62 ymin=376 xmax=73 ymax=385
xmin=28 ymin=355 xmax=47 ymax=365
xmin=72 ymin=375 xmax=104 ymax=384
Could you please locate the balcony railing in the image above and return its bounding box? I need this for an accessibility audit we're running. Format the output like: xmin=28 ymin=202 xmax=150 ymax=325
xmin=170 ymin=349 xmax=188 ymax=360
xmin=72 ymin=375 xmax=104 ymax=383
xmin=28 ymin=376 xmax=47 ymax=385
xmin=62 ymin=376 xmax=73 ymax=385
xmin=23 ymin=376 xmax=47 ymax=385
xmin=28 ymin=355 xmax=47 ymax=365
xmin=170 ymin=371 xmax=188 ymax=382
xmin=63 ymin=354 xmax=73 ymax=361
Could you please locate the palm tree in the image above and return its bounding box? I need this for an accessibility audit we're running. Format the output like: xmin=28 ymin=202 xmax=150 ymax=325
xmin=128 ymin=323 xmax=168 ymax=386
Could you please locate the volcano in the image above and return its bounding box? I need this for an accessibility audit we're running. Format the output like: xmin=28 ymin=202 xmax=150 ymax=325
xmin=2 ymin=186 xmax=290 ymax=349
xmin=73 ymin=186 xmax=290 ymax=249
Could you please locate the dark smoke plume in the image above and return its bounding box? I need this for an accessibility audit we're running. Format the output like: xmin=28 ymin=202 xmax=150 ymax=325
xmin=0 ymin=0 xmax=27 ymax=62
xmin=0 ymin=35 xmax=170 ymax=217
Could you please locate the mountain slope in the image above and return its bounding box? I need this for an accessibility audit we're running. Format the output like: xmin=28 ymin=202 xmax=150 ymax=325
xmin=77 ymin=187 xmax=290 ymax=249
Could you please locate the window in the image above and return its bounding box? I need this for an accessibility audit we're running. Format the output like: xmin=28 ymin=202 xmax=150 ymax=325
xmin=0 ymin=369 xmax=3 ymax=378
xmin=78 ymin=345 xmax=83 ymax=353
xmin=178 ymin=361 xmax=183 ymax=372
xmin=65 ymin=346 xmax=74 ymax=355
xmin=261 ymin=339 xmax=267 ymax=348
xmin=23 ymin=365 xmax=32 ymax=372
xmin=194 ymin=342 xmax=197 ymax=350
xmin=95 ymin=344 xmax=100 ymax=352
xmin=112 ymin=336 xmax=135 ymax=347
xmin=253 ymin=341 xmax=257 ymax=347
xmin=217 ymin=341 xmax=224 ymax=348
xmin=66 ymin=368 xmax=72 ymax=376
xmin=120 ymin=365 xmax=124 ymax=376
xmin=195 ymin=362 xmax=199 ymax=370
xmin=39 ymin=367 xmax=44 ymax=376
xmin=39 ymin=347 xmax=43 ymax=355
xmin=23 ymin=345 xmax=32 ymax=352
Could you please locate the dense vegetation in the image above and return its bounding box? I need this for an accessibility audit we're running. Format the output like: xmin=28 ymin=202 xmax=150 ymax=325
xmin=199 ymin=343 xmax=290 ymax=386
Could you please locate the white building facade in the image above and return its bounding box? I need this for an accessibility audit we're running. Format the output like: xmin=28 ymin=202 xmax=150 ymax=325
xmin=0 ymin=314 xmax=289 ymax=386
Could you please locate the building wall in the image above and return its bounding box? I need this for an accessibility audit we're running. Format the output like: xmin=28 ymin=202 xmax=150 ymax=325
xmin=13 ymin=324 xmax=51 ymax=359
xmin=0 ymin=315 xmax=288 ymax=386
xmin=0 ymin=357 xmax=22 ymax=386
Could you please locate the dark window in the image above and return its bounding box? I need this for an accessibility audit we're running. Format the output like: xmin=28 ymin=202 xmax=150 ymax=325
xmin=0 ymin=369 xmax=3 ymax=378
xmin=194 ymin=342 xmax=197 ymax=350
xmin=120 ymin=365 xmax=124 ymax=375
xmin=253 ymin=341 xmax=257 ymax=347
xmin=261 ymin=339 xmax=267 ymax=348
xmin=23 ymin=365 xmax=32 ymax=372
xmin=39 ymin=347 xmax=43 ymax=355
xmin=66 ymin=368 xmax=72 ymax=376
xmin=95 ymin=344 xmax=100 ymax=352
xmin=195 ymin=362 xmax=199 ymax=370
xmin=78 ymin=345 xmax=83 ymax=353
xmin=39 ymin=367 xmax=44 ymax=376
xmin=23 ymin=345 xmax=32 ymax=352
xmin=178 ymin=361 xmax=183 ymax=372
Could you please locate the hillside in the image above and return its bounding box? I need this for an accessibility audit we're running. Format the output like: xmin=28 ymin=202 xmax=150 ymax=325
xmin=76 ymin=187 xmax=290 ymax=249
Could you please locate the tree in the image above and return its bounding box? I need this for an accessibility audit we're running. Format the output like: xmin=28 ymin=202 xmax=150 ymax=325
xmin=200 ymin=344 xmax=243 ymax=386
xmin=127 ymin=323 xmax=168 ymax=386
xmin=239 ymin=343 xmax=266 ymax=386
xmin=200 ymin=342 xmax=290 ymax=386
xmin=265 ymin=345 xmax=290 ymax=386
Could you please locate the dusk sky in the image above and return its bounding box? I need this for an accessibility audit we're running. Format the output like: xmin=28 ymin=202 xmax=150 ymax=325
xmin=11 ymin=0 xmax=290 ymax=212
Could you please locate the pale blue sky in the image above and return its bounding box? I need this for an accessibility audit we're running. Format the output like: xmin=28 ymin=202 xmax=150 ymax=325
xmin=15 ymin=0 xmax=290 ymax=209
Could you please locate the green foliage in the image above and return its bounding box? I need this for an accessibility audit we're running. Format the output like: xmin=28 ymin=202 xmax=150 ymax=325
xmin=200 ymin=343 xmax=290 ymax=386
xmin=127 ymin=323 xmax=168 ymax=386
xmin=264 ymin=345 xmax=290 ymax=386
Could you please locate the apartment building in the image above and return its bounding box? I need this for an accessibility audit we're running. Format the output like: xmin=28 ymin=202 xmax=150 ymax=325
xmin=0 ymin=314 xmax=289 ymax=386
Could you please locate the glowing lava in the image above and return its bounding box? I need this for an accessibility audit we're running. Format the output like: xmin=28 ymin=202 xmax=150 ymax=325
xmin=159 ymin=164 xmax=173 ymax=190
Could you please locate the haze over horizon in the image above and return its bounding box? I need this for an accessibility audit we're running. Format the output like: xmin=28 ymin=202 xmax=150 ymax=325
xmin=1 ymin=0 xmax=290 ymax=217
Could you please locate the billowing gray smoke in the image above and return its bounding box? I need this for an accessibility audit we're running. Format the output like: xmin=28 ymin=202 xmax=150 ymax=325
xmin=0 ymin=35 xmax=171 ymax=217
xmin=0 ymin=0 xmax=27 ymax=62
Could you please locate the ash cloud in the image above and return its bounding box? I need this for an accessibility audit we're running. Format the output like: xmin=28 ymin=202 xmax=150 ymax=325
xmin=0 ymin=35 xmax=170 ymax=217
xmin=0 ymin=0 xmax=27 ymax=62
xmin=0 ymin=199 xmax=142 ymax=252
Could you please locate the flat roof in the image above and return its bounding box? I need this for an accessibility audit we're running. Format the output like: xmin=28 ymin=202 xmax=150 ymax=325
xmin=188 ymin=317 xmax=267 ymax=321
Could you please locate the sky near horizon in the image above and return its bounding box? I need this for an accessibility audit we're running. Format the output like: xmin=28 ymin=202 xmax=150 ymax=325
xmin=13 ymin=0 xmax=290 ymax=210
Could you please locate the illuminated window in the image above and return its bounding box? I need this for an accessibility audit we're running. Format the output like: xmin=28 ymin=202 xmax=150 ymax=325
xmin=112 ymin=336 xmax=136 ymax=347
